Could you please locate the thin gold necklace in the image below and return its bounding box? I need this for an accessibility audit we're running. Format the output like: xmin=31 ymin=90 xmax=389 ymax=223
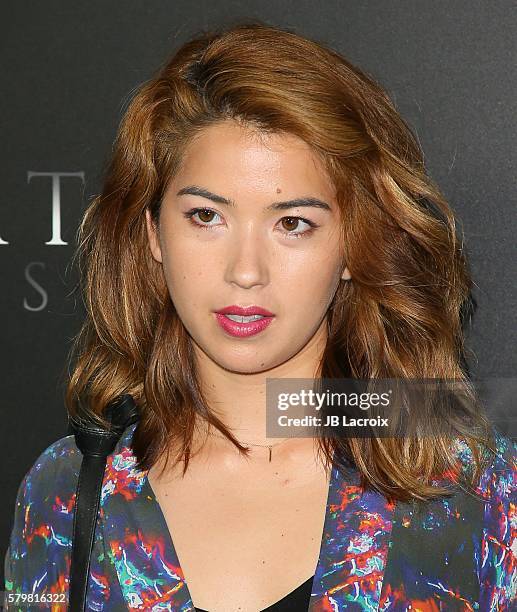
xmin=208 ymin=432 xmax=294 ymax=462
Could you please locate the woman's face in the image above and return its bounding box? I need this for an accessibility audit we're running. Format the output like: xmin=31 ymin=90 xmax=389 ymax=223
xmin=146 ymin=119 xmax=350 ymax=375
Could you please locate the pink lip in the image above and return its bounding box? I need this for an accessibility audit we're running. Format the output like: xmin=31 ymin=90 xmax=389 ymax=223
xmin=215 ymin=312 xmax=275 ymax=338
xmin=215 ymin=305 xmax=275 ymax=316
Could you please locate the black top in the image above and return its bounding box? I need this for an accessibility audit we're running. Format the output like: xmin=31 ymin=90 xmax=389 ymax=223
xmin=194 ymin=574 xmax=314 ymax=611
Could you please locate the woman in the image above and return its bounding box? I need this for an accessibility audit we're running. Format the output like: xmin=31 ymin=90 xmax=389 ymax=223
xmin=4 ymin=22 xmax=515 ymax=611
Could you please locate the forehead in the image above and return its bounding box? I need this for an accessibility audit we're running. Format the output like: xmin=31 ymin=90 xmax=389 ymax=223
xmin=171 ymin=120 xmax=335 ymax=198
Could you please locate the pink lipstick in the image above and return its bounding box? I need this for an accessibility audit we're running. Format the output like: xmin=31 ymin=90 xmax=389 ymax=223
xmin=214 ymin=305 xmax=275 ymax=338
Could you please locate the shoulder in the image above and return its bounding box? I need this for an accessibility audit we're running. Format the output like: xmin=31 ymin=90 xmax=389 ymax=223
xmin=4 ymin=433 xmax=82 ymax=597
xmin=9 ymin=420 xmax=141 ymax=515
xmin=473 ymin=427 xmax=516 ymax=528
xmin=378 ymin=431 xmax=516 ymax=608
xmin=454 ymin=429 xmax=516 ymax=605
xmin=10 ymin=432 xmax=83 ymax=530
xmin=478 ymin=431 xmax=516 ymax=604
xmin=22 ymin=433 xmax=83 ymax=497
xmin=4 ymin=423 xmax=138 ymax=599
xmin=451 ymin=427 xmax=516 ymax=500
xmin=14 ymin=432 xmax=84 ymax=524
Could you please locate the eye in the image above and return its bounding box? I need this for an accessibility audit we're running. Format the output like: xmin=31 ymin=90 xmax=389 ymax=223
xmin=183 ymin=208 xmax=222 ymax=228
xmin=278 ymin=216 xmax=318 ymax=239
xmin=182 ymin=207 xmax=319 ymax=238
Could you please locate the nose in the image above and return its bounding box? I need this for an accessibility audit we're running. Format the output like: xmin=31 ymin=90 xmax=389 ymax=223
xmin=224 ymin=225 xmax=269 ymax=290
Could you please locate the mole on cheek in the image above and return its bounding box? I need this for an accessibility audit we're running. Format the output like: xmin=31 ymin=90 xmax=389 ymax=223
xmin=276 ymin=187 xmax=282 ymax=194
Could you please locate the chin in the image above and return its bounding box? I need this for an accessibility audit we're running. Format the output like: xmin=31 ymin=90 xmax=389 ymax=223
xmin=190 ymin=336 xmax=271 ymax=372
xmin=215 ymin=349 xmax=278 ymax=374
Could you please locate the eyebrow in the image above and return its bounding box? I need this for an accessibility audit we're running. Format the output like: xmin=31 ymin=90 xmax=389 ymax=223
xmin=176 ymin=185 xmax=332 ymax=212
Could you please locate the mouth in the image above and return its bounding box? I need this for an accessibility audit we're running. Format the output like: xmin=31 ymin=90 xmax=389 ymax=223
xmin=214 ymin=305 xmax=275 ymax=338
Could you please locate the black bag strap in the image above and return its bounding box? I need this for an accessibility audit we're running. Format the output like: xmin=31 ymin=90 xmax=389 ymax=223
xmin=68 ymin=394 xmax=140 ymax=611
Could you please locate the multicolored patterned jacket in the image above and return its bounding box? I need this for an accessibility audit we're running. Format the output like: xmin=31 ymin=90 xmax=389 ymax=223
xmin=4 ymin=423 xmax=516 ymax=610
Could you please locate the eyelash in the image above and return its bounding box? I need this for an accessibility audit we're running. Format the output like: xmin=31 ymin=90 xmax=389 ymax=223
xmin=182 ymin=207 xmax=319 ymax=239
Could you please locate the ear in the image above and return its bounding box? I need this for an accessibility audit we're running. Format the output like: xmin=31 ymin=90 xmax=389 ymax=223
xmin=341 ymin=265 xmax=351 ymax=281
xmin=145 ymin=208 xmax=163 ymax=263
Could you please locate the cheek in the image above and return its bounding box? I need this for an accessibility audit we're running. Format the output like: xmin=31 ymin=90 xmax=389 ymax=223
xmin=277 ymin=254 xmax=342 ymax=319
xmin=162 ymin=232 xmax=203 ymax=279
xmin=161 ymin=239 xmax=219 ymax=307
xmin=278 ymin=245 xmax=341 ymax=288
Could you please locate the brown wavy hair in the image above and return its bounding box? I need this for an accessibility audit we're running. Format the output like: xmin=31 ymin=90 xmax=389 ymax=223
xmin=64 ymin=20 xmax=496 ymax=503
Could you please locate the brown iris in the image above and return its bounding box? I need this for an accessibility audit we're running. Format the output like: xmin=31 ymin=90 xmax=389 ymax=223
xmin=198 ymin=209 xmax=215 ymax=222
xmin=281 ymin=217 xmax=299 ymax=231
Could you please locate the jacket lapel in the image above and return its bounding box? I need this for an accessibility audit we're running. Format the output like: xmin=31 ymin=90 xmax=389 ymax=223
xmin=100 ymin=424 xmax=195 ymax=610
xmin=310 ymin=460 xmax=396 ymax=610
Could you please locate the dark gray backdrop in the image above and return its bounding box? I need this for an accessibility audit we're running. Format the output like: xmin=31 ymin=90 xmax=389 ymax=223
xmin=2 ymin=1 xmax=516 ymax=588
